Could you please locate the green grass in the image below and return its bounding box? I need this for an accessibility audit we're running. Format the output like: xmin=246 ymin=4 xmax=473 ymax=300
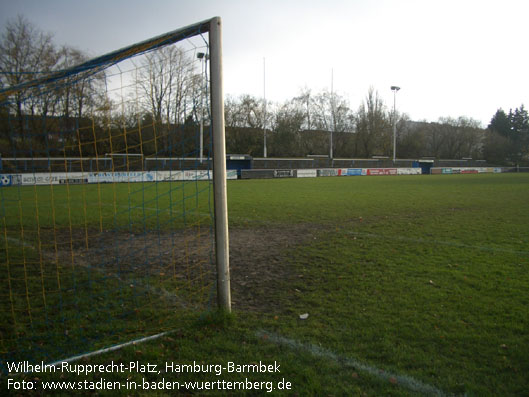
xmin=2 ymin=174 xmax=529 ymax=395
xmin=1 ymin=180 xmax=213 ymax=231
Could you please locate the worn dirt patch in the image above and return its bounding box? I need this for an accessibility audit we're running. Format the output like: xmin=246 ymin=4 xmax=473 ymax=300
xmin=39 ymin=223 xmax=321 ymax=313
xmin=229 ymin=224 xmax=320 ymax=312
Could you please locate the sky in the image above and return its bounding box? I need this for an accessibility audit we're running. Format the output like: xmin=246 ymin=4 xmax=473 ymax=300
xmin=1 ymin=0 xmax=528 ymax=127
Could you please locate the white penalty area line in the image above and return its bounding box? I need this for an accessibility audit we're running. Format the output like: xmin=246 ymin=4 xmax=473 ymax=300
xmin=256 ymin=330 xmax=447 ymax=396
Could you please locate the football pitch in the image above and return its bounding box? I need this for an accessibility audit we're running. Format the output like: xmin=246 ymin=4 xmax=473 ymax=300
xmin=2 ymin=173 xmax=529 ymax=395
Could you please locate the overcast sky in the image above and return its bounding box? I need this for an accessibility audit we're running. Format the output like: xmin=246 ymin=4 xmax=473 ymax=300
xmin=1 ymin=0 xmax=528 ymax=126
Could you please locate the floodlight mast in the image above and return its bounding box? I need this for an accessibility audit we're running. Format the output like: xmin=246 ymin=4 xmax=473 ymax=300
xmin=197 ymin=52 xmax=208 ymax=164
xmin=263 ymin=57 xmax=267 ymax=158
xmin=391 ymin=86 xmax=400 ymax=163
xmin=330 ymin=68 xmax=334 ymax=160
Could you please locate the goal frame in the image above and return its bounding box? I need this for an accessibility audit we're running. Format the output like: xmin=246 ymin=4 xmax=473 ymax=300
xmin=0 ymin=16 xmax=231 ymax=312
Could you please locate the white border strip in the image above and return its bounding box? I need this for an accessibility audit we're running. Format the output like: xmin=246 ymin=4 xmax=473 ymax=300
xmin=257 ymin=330 xmax=446 ymax=396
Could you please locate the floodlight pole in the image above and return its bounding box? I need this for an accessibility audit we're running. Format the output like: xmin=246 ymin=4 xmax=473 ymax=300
xmin=263 ymin=57 xmax=267 ymax=158
xmin=330 ymin=68 xmax=334 ymax=160
xmin=209 ymin=17 xmax=231 ymax=312
xmin=391 ymin=86 xmax=400 ymax=164
xmin=197 ymin=52 xmax=207 ymax=164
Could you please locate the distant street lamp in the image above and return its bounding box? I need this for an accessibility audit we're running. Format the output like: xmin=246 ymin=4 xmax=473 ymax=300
xmin=197 ymin=52 xmax=208 ymax=163
xmin=263 ymin=57 xmax=267 ymax=158
xmin=391 ymin=86 xmax=400 ymax=163
xmin=330 ymin=68 xmax=334 ymax=160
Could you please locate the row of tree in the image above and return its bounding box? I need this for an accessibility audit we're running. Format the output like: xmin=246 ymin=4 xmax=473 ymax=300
xmin=1 ymin=16 xmax=528 ymax=165
xmin=0 ymin=15 xmax=208 ymax=158
xmin=224 ymin=90 xmax=491 ymax=161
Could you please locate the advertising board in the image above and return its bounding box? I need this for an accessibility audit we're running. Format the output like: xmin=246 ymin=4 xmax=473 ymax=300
xmin=366 ymin=168 xmax=397 ymax=176
xmin=296 ymin=169 xmax=317 ymax=178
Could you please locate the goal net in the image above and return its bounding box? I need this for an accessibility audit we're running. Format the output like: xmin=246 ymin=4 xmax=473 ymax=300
xmin=0 ymin=17 xmax=229 ymax=370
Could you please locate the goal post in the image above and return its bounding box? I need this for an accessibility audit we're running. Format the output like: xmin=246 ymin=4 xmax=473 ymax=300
xmin=209 ymin=17 xmax=231 ymax=312
xmin=0 ymin=16 xmax=230 ymax=368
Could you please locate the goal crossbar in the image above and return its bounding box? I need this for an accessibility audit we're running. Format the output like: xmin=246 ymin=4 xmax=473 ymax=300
xmin=0 ymin=18 xmax=214 ymax=102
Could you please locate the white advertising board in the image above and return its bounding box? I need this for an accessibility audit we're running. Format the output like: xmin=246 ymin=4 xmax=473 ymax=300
xmin=0 ymin=169 xmax=237 ymax=186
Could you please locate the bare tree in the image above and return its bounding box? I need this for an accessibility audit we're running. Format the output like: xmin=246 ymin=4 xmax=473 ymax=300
xmin=292 ymin=87 xmax=312 ymax=130
xmin=133 ymin=45 xmax=200 ymax=155
xmin=354 ymin=87 xmax=390 ymax=158
xmin=0 ymin=15 xmax=57 ymax=149
xmin=270 ymin=100 xmax=305 ymax=157
xmin=309 ymin=90 xmax=353 ymax=157
xmin=136 ymin=46 xmax=197 ymax=126
xmin=397 ymin=118 xmax=427 ymax=159
xmin=423 ymin=117 xmax=483 ymax=159
xmin=224 ymin=94 xmax=269 ymax=155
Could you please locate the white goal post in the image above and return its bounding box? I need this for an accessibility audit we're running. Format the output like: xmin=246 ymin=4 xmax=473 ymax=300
xmin=209 ymin=17 xmax=231 ymax=312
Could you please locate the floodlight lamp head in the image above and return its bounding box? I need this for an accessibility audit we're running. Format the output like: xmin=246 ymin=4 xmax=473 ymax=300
xmin=391 ymin=86 xmax=401 ymax=92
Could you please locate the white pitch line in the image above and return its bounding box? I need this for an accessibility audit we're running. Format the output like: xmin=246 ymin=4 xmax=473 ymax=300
xmin=4 ymin=330 xmax=175 ymax=375
xmin=256 ymin=330 xmax=447 ymax=396
xmin=46 ymin=330 xmax=175 ymax=367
